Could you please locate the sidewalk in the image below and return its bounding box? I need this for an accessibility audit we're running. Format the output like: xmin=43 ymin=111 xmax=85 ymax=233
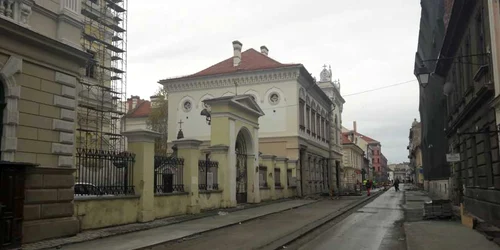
xmin=402 ymin=187 xmax=499 ymax=250
xmin=23 ymin=199 xmax=315 ymax=250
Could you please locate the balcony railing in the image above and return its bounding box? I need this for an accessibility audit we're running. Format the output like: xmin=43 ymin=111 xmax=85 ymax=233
xmin=60 ymin=0 xmax=81 ymax=15
xmin=0 ymin=0 xmax=32 ymax=27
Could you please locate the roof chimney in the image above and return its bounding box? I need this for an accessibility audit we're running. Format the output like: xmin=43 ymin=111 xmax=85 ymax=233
xmin=130 ymin=95 xmax=140 ymax=110
xmin=150 ymin=95 xmax=163 ymax=108
xmin=260 ymin=46 xmax=269 ymax=56
xmin=232 ymin=40 xmax=242 ymax=67
xmin=353 ymin=121 xmax=357 ymax=133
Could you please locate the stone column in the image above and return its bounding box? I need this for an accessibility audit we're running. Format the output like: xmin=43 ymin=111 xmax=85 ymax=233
xmin=209 ymin=145 xmax=232 ymax=207
xmin=246 ymin=153 xmax=260 ymax=203
xmin=123 ymin=129 xmax=160 ymax=222
xmin=173 ymin=139 xmax=202 ymax=214
xmin=276 ymin=157 xmax=289 ymax=198
xmin=262 ymin=155 xmax=276 ymax=200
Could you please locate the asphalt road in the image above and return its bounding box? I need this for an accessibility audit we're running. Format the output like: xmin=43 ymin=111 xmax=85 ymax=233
xmin=298 ymin=185 xmax=406 ymax=250
xmin=148 ymin=197 xmax=365 ymax=250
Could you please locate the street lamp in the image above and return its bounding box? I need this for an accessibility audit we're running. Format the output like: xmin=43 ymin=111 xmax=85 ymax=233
xmin=416 ymin=65 xmax=431 ymax=88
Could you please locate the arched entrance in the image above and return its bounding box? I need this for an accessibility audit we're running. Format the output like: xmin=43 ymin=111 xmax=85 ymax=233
xmin=235 ymin=129 xmax=251 ymax=204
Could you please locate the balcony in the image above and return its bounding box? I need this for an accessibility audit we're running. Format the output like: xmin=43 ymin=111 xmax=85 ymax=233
xmin=0 ymin=0 xmax=32 ymax=27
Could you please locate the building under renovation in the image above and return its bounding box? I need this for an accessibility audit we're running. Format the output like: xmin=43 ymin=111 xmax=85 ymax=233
xmin=78 ymin=0 xmax=127 ymax=151
xmin=76 ymin=0 xmax=132 ymax=194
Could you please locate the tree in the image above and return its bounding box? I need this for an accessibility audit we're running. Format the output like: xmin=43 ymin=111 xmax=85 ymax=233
xmin=147 ymin=87 xmax=169 ymax=155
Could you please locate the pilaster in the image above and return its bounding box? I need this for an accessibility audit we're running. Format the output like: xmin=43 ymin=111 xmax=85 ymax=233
xmin=246 ymin=153 xmax=260 ymax=203
xmin=208 ymin=144 xmax=232 ymax=207
xmin=261 ymin=155 xmax=276 ymax=200
xmin=276 ymin=157 xmax=289 ymax=198
xmin=123 ymin=129 xmax=160 ymax=222
xmin=173 ymin=138 xmax=203 ymax=214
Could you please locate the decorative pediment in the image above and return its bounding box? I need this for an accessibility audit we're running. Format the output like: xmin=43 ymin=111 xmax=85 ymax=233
xmin=203 ymin=95 xmax=264 ymax=117
xmin=232 ymin=95 xmax=265 ymax=116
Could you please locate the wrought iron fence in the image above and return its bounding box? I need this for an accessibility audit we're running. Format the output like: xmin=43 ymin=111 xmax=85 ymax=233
xmin=75 ymin=148 xmax=135 ymax=196
xmin=198 ymin=157 xmax=219 ymax=190
xmin=274 ymin=168 xmax=281 ymax=187
xmin=154 ymin=155 xmax=184 ymax=193
xmin=259 ymin=165 xmax=268 ymax=188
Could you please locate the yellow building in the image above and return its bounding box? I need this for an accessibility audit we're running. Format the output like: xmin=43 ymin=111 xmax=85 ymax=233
xmin=341 ymin=133 xmax=364 ymax=191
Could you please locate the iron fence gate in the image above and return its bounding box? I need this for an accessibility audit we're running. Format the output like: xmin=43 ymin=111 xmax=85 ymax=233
xmin=154 ymin=156 xmax=184 ymax=193
xmin=236 ymin=153 xmax=247 ymax=203
xmin=198 ymin=155 xmax=219 ymax=191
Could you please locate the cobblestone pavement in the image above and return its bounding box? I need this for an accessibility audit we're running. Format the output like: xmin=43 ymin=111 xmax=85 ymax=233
xmin=21 ymin=198 xmax=300 ymax=250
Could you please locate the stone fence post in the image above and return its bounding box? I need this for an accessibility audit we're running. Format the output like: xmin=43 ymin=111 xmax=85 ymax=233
xmin=208 ymin=145 xmax=231 ymax=207
xmin=261 ymin=155 xmax=276 ymax=200
xmin=173 ymin=139 xmax=202 ymax=214
xmin=123 ymin=129 xmax=160 ymax=223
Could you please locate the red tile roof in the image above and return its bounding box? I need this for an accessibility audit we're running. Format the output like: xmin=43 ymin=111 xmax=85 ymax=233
xmin=125 ymin=99 xmax=151 ymax=118
xmin=341 ymin=133 xmax=352 ymax=144
xmin=345 ymin=131 xmax=379 ymax=144
xmin=161 ymin=48 xmax=300 ymax=81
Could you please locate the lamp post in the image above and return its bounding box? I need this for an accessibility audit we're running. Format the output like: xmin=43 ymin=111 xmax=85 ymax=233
xmin=416 ymin=65 xmax=431 ymax=88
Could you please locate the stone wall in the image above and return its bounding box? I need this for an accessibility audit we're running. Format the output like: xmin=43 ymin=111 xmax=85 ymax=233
xmin=17 ymin=61 xmax=79 ymax=243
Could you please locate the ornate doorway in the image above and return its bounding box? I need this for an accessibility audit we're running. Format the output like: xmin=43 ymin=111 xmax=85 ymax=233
xmin=235 ymin=131 xmax=248 ymax=204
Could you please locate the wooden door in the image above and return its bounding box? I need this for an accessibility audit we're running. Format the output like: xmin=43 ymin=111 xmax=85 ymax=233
xmin=0 ymin=166 xmax=25 ymax=249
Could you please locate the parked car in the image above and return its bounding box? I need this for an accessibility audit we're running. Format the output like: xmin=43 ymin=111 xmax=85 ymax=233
xmin=74 ymin=182 xmax=113 ymax=197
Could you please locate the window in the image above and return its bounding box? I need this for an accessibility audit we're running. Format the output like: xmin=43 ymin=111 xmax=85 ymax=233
xmin=85 ymin=50 xmax=96 ymax=78
xmin=457 ymin=50 xmax=464 ymax=96
xmin=325 ymin=121 xmax=330 ymax=141
xmin=182 ymin=100 xmax=192 ymax=112
xmin=316 ymin=113 xmax=321 ymax=137
xmin=299 ymin=100 xmax=305 ymax=129
xmin=475 ymin=7 xmax=486 ymax=65
xmin=311 ymin=110 xmax=316 ymax=135
xmin=0 ymin=80 xmax=4 ymax=154
xmin=269 ymin=92 xmax=280 ymax=105
xmin=464 ymin=32 xmax=472 ymax=88
xmin=306 ymin=106 xmax=310 ymax=132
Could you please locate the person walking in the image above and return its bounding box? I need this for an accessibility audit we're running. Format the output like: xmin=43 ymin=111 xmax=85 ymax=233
xmin=394 ymin=178 xmax=400 ymax=192
xmin=365 ymin=179 xmax=373 ymax=196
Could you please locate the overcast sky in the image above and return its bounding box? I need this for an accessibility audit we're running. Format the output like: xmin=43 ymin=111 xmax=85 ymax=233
xmin=127 ymin=0 xmax=421 ymax=164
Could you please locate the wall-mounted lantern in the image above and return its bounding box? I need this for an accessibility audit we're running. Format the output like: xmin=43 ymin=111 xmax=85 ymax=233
xmin=416 ymin=65 xmax=431 ymax=88
xmin=200 ymin=109 xmax=211 ymax=125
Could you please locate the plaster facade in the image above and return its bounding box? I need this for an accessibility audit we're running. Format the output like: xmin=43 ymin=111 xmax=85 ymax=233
xmin=160 ymin=42 xmax=340 ymax=196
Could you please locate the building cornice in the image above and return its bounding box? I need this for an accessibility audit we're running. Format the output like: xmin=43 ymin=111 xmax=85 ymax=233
xmin=0 ymin=17 xmax=89 ymax=66
xmin=161 ymin=67 xmax=300 ymax=93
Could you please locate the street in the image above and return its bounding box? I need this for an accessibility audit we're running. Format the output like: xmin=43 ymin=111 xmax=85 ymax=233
xmin=148 ymin=196 xmax=367 ymax=250
xmin=297 ymin=186 xmax=405 ymax=250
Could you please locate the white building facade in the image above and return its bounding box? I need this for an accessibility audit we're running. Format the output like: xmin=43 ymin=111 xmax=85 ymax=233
xmin=160 ymin=41 xmax=345 ymax=195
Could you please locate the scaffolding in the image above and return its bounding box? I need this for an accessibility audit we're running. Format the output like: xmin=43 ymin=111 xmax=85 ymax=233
xmin=78 ymin=0 xmax=127 ymax=152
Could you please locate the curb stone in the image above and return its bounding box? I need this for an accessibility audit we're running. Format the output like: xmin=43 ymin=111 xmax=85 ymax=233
xmin=133 ymin=199 xmax=321 ymax=250
xmin=23 ymin=198 xmax=304 ymax=250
